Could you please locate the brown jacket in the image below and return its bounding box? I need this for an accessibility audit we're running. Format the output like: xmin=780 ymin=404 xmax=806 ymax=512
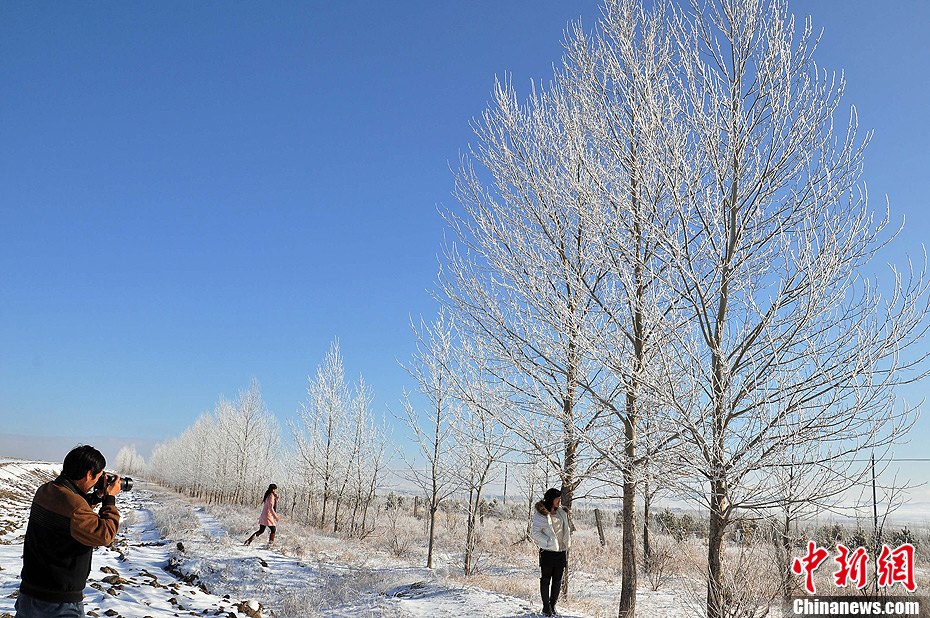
xmin=20 ymin=475 xmax=120 ymax=602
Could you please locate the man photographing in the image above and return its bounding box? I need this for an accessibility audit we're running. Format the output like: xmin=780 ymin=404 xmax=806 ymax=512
xmin=16 ymin=445 xmax=121 ymax=618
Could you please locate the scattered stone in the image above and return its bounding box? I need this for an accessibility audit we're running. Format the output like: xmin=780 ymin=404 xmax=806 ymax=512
xmin=234 ymin=600 xmax=261 ymax=618
xmin=257 ymin=558 xmax=268 ymax=568
xmin=103 ymin=610 xmax=119 ymax=617
xmin=140 ymin=569 xmax=158 ymax=581
xmin=177 ymin=541 xmax=185 ymax=552
xmin=100 ymin=566 xmax=119 ymax=575
xmin=102 ymin=575 xmax=129 ymax=585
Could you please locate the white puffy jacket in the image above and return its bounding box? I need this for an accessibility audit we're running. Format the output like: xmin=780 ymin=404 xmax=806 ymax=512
xmin=531 ymin=501 xmax=571 ymax=552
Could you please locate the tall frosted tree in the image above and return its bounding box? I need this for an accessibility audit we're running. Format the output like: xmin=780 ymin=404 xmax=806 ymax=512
xmin=441 ymin=0 xmax=681 ymax=609
xmin=658 ymin=1 xmax=930 ymax=616
xmin=401 ymin=310 xmax=463 ymax=569
xmin=440 ymin=43 xmax=611 ymax=519
xmin=293 ymin=340 xmax=350 ymax=530
xmin=222 ymin=379 xmax=280 ymax=504
xmin=562 ymin=2 xmax=686 ymax=614
xmin=451 ymin=338 xmax=510 ymax=577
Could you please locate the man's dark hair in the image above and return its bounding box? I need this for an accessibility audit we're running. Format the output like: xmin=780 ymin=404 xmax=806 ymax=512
xmin=62 ymin=445 xmax=106 ymax=480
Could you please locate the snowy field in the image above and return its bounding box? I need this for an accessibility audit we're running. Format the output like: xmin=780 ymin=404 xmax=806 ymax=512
xmin=2 ymin=458 xmax=668 ymax=617
xmin=10 ymin=459 xmax=927 ymax=617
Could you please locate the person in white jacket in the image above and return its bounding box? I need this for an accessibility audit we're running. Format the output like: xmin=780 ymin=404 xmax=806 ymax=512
xmin=531 ymin=487 xmax=571 ymax=616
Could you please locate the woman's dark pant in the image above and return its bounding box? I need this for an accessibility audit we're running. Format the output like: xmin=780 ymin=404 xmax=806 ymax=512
xmin=539 ymin=549 xmax=566 ymax=611
xmin=244 ymin=524 xmax=276 ymax=545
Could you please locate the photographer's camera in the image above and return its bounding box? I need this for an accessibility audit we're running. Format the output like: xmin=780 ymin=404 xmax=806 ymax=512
xmin=93 ymin=472 xmax=133 ymax=494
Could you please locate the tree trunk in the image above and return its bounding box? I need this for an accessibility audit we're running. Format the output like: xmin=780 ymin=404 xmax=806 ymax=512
xmin=618 ymin=383 xmax=638 ymax=618
xmin=618 ymin=476 xmax=637 ymax=618
xmin=320 ymin=482 xmax=330 ymax=529
xmin=526 ymin=491 xmax=534 ymax=540
xmin=464 ymin=487 xmax=478 ymax=576
xmin=560 ymin=438 xmax=577 ymax=601
xmin=643 ymin=487 xmax=652 ymax=575
xmin=427 ymin=505 xmax=438 ymax=569
xmin=780 ymin=514 xmax=793 ymax=599
xmin=333 ymin=496 xmax=343 ymax=533
xmin=707 ymin=481 xmax=728 ymax=618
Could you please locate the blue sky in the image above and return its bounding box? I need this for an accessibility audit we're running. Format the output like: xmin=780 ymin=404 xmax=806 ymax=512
xmin=2 ymin=1 xmax=929 ymax=469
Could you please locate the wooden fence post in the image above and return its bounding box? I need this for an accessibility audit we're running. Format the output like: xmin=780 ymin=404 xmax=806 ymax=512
xmin=594 ymin=508 xmax=607 ymax=547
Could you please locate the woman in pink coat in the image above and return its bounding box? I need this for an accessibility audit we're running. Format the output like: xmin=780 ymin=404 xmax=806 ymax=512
xmin=244 ymin=484 xmax=279 ymax=546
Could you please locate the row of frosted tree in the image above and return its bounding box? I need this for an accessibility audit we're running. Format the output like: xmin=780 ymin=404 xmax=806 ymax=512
xmin=147 ymin=379 xmax=281 ymax=506
xmin=146 ymin=347 xmax=389 ymax=537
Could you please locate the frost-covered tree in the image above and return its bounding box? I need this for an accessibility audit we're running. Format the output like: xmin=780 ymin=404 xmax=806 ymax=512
xmin=657 ymin=1 xmax=930 ymax=616
xmin=441 ymin=1 xmax=686 ymax=608
xmin=115 ymin=444 xmax=145 ymax=477
xmin=560 ymin=2 xmax=687 ymax=612
xmin=440 ymin=34 xmax=613 ymax=528
xmin=221 ymin=379 xmax=280 ymax=504
xmin=291 ymin=340 xmax=384 ymax=534
xmin=332 ymin=376 xmax=388 ymax=535
xmin=293 ymin=341 xmax=350 ymax=529
xmin=451 ymin=340 xmax=510 ymax=577
xmin=400 ymin=310 xmax=462 ymax=569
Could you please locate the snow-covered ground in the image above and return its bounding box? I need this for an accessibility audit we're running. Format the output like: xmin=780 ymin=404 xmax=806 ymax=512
xmin=3 ymin=459 xmax=927 ymax=617
xmin=0 ymin=458 xmax=609 ymax=617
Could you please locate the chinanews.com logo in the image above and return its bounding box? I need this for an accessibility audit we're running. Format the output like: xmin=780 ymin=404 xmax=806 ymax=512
xmin=787 ymin=541 xmax=927 ymax=617
xmin=789 ymin=598 xmax=925 ymax=617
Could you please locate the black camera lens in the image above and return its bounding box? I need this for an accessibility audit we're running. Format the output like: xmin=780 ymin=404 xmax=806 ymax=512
xmin=95 ymin=473 xmax=133 ymax=493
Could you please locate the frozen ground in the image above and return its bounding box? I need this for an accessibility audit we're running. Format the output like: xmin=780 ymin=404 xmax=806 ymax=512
xmin=2 ymin=459 xmax=926 ymax=617
xmin=0 ymin=458 xmax=607 ymax=617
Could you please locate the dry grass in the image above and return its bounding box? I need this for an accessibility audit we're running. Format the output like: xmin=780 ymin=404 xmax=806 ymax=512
xmin=153 ymin=486 xmax=930 ymax=617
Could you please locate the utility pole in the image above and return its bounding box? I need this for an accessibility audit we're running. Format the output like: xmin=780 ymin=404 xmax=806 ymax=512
xmin=503 ymin=463 xmax=508 ymax=504
xmin=871 ymin=452 xmax=879 ymax=593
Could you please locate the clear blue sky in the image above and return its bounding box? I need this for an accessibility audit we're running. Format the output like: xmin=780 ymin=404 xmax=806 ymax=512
xmin=2 ymin=1 xmax=929 ymax=466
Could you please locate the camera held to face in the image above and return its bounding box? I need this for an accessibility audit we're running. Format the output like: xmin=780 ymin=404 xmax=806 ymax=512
xmin=94 ymin=472 xmax=133 ymax=494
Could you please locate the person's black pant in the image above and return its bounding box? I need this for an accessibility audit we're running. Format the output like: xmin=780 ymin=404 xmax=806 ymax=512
xmin=539 ymin=549 xmax=566 ymax=611
xmin=244 ymin=524 xmax=276 ymax=545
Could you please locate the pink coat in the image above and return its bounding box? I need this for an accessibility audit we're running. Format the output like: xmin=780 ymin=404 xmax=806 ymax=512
xmin=259 ymin=493 xmax=278 ymax=526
